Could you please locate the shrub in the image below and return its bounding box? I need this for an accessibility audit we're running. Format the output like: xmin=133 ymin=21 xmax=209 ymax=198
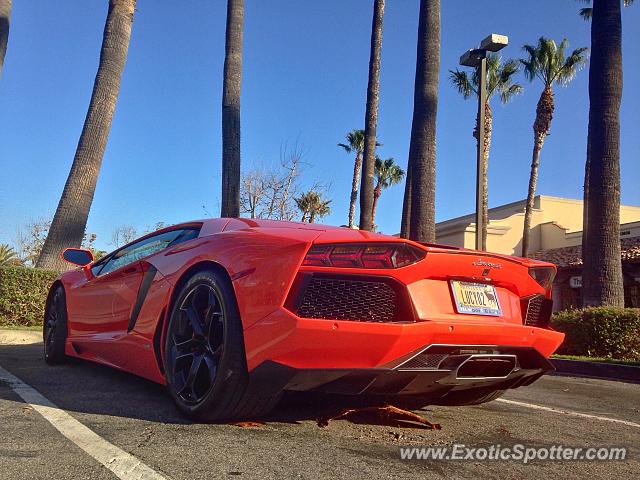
xmin=551 ymin=307 xmax=640 ymax=361
xmin=0 ymin=266 xmax=58 ymax=327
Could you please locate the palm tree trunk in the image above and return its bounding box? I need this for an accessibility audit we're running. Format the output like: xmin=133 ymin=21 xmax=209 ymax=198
xmin=359 ymin=0 xmax=385 ymax=231
xmin=582 ymin=0 xmax=624 ymax=307
xmin=521 ymin=86 xmax=554 ymax=258
xmin=348 ymin=151 xmax=362 ymax=228
xmin=474 ymin=102 xmax=492 ymax=250
xmin=522 ymin=137 xmax=543 ymax=258
xmin=221 ymin=0 xmax=244 ymax=218
xmin=408 ymin=0 xmax=439 ymax=243
xmin=581 ymin=119 xmax=591 ymax=260
xmin=36 ymin=0 xmax=136 ymax=271
xmin=0 ymin=0 xmax=10 ymax=78
xmin=400 ymin=160 xmax=412 ymax=238
xmin=309 ymin=211 xmax=316 ymax=224
xmin=371 ymin=182 xmax=382 ymax=230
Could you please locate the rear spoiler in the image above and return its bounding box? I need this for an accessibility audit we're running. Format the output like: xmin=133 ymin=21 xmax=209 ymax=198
xmin=418 ymin=242 xmax=462 ymax=251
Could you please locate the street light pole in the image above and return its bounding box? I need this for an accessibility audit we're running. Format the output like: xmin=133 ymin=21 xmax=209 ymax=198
xmin=459 ymin=34 xmax=508 ymax=252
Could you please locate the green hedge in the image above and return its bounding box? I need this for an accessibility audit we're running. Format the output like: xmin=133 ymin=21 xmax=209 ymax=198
xmin=0 ymin=266 xmax=58 ymax=327
xmin=551 ymin=307 xmax=640 ymax=361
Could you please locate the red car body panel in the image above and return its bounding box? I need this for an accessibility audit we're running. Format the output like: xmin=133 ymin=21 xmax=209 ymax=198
xmin=54 ymin=218 xmax=564 ymax=396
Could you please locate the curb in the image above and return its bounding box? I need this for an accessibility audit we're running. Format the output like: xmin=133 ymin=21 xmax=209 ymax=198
xmin=551 ymin=358 xmax=640 ymax=383
xmin=0 ymin=329 xmax=42 ymax=345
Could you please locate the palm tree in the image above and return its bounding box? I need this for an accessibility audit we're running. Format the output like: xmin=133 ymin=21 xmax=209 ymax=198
xmin=295 ymin=191 xmax=331 ymax=223
xmin=309 ymin=195 xmax=331 ymax=224
xmin=582 ymin=0 xmax=630 ymax=307
xmin=371 ymin=157 xmax=405 ymax=230
xmin=0 ymin=244 xmax=19 ymax=266
xmin=0 ymin=0 xmax=10 ymax=78
xmin=519 ymin=37 xmax=587 ymax=258
xmin=221 ymin=0 xmax=244 ymax=218
xmin=338 ymin=129 xmax=365 ymax=228
xmin=295 ymin=192 xmax=313 ymax=222
xmin=449 ymin=55 xmax=522 ymax=248
xmin=36 ymin=0 xmax=136 ymax=271
xmin=402 ymin=0 xmax=440 ymax=242
xmin=359 ymin=0 xmax=385 ymax=232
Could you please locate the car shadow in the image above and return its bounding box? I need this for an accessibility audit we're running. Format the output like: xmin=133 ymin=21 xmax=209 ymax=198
xmin=1 ymin=343 xmax=416 ymax=427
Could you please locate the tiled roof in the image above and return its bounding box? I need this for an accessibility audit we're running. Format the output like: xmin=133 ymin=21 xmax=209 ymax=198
xmin=532 ymin=236 xmax=640 ymax=268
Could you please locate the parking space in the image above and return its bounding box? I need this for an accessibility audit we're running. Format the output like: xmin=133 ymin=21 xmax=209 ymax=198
xmin=1 ymin=343 xmax=638 ymax=480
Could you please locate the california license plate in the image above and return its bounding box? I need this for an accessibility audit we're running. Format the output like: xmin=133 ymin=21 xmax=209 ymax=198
xmin=450 ymin=281 xmax=502 ymax=316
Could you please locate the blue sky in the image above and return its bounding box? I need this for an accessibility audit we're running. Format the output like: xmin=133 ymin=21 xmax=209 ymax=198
xmin=0 ymin=0 xmax=638 ymax=251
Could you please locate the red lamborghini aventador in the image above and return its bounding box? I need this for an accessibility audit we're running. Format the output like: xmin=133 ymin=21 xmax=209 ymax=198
xmin=44 ymin=218 xmax=564 ymax=421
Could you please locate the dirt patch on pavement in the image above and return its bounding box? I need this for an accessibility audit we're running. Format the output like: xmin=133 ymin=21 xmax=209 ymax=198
xmin=0 ymin=329 xmax=42 ymax=345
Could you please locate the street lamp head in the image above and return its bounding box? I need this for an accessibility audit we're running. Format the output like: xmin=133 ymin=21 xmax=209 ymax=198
xmin=480 ymin=33 xmax=508 ymax=52
xmin=459 ymin=49 xmax=485 ymax=68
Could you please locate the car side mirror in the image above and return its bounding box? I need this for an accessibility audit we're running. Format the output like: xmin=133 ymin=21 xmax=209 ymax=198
xmin=62 ymin=248 xmax=94 ymax=267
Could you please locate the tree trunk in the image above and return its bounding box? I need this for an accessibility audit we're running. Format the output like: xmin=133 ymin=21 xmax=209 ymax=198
xmin=408 ymin=0 xmax=439 ymax=243
xmin=482 ymin=103 xmax=492 ymax=249
xmin=359 ymin=0 xmax=385 ymax=231
xmin=348 ymin=151 xmax=362 ymax=228
xmin=0 ymin=0 xmax=10 ymax=78
xmin=521 ymin=138 xmax=543 ymax=258
xmin=400 ymin=160 xmax=412 ymax=238
xmin=371 ymin=182 xmax=382 ymax=230
xmin=36 ymin=0 xmax=136 ymax=271
xmin=582 ymin=0 xmax=624 ymax=307
xmin=521 ymin=86 xmax=554 ymax=258
xmin=474 ymin=102 xmax=492 ymax=250
xmin=221 ymin=0 xmax=244 ymax=218
xmin=581 ymin=118 xmax=591 ymax=260
xmin=309 ymin=211 xmax=316 ymax=224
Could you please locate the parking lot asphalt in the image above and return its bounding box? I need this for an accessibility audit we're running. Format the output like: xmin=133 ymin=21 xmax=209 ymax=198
xmin=0 ymin=342 xmax=638 ymax=480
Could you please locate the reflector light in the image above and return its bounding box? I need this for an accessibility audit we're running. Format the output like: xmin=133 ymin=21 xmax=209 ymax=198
xmin=528 ymin=267 xmax=556 ymax=290
xmin=302 ymin=243 xmax=426 ymax=269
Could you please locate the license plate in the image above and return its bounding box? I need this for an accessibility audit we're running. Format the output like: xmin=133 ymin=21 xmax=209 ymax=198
xmin=450 ymin=281 xmax=502 ymax=316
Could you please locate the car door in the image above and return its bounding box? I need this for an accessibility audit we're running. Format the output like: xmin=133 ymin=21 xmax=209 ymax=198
xmin=70 ymin=229 xmax=192 ymax=342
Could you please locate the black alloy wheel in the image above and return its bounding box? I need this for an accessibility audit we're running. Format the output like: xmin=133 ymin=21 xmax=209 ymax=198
xmin=164 ymin=269 xmax=282 ymax=422
xmin=166 ymin=283 xmax=225 ymax=404
xmin=43 ymin=286 xmax=68 ymax=364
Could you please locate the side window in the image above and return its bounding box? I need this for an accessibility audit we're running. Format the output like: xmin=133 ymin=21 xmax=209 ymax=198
xmin=96 ymin=228 xmax=199 ymax=276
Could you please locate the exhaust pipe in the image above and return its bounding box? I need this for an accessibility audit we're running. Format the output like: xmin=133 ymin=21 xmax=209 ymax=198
xmin=455 ymin=354 xmax=517 ymax=379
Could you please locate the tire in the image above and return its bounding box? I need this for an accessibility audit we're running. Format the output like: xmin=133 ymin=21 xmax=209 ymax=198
xmin=435 ymin=387 xmax=506 ymax=406
xmin=164 ymin=269 xmax=280 ymax=422
xmin=43 ymin=286 xmax=68 ymax=365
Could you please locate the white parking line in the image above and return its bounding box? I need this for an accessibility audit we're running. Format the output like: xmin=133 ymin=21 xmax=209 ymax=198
xmin=497 ymin=398 xmax=640 ymax=429
xmin=0 ymin=366 xmax=167 ymax=480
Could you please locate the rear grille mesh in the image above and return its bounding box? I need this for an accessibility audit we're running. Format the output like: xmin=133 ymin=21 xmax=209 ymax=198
xmin=398 ymin=353 xmax=449 ymax=370
xmin=297 ymin=277 xmax=398 ymax=322
xmin=523 ymin=294 xmax=553 ymax=328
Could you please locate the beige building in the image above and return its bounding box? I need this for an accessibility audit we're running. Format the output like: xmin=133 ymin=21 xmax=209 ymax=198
xmin=436 ymin=195 xmax=640 ymax=309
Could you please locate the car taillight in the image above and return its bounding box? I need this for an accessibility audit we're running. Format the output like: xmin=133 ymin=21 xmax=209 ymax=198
xmin=302 ymin=243 xmax=426 ymax=269
xmin=528 ymin=266 xmax=556 ymax=290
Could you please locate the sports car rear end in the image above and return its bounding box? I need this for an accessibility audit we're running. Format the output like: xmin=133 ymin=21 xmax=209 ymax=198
xmin=243 ymin=232 xmax=564 ymax=404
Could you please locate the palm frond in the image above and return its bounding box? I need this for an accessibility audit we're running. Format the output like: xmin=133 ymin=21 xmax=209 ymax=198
xmin=375 ymin=157 xmax=405 ymax=189
xmin=520 ymin=44 xmax=540 ymax=82
xmin=337 ymin=142 xmax=351 ymax=153
xmin=448 ymin=69 xmax=475 ymax=99
xmin=579 ymin=7 xmax=593 ymax=20
xmin=521 ymin=37 xmax=587 ymax=88
xmin=500 ymin=84 xmax=524 ymax=104
xmin=338 ymin=129 xmax=366 ymax=154
xmin=557 ymin=47 xmax=589 ymax=86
